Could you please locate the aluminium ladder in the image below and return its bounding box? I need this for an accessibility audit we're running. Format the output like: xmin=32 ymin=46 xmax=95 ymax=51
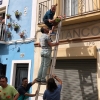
xmin=35 ymin=21 xmax=62 ymax=100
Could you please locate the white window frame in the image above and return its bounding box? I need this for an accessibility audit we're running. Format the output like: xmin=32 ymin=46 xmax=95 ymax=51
xmin=10 ymin=60 xmax=31 ymax=86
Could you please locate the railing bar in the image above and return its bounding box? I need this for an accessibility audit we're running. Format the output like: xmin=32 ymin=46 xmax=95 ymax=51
xmin=43 ymin=2 xmax=44 ymax=23
xmin=46 ymin=1 xmax=47 ymax=11
xmin=41 ymin=3 xmax=43 ymax=23
xmin=38 ymin=4 xmax=40 ymax=24
xmin=85 ymin=0 xmax=86 ymax=13
xmin=88 ymin=0 xmax=90 ymax=12
xmin=39 ymin=0 xmax=50 ymax=4
xmin=0 ymin=24 xmax=1 ymax=41
xmin=96 ymin=0 xmax=98 ymax=10
xmin=40 ymin=4 xmax=42 ymax=23
xmin=92 ymin=0 xmax=93 ymax=11
xmin=39 ymin=3 xmax=48 ymax=8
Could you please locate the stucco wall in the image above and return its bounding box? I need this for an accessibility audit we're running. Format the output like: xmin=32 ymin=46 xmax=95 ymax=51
xmin=33 ymin=19 xmax=100 ymax=99
xmin=0 ymin=42 xmax=34 ymax=84
xmin=0 ymin=0 xmax=8 ymax=8
xmin=6 ymin=0 xmax=32 ymax=40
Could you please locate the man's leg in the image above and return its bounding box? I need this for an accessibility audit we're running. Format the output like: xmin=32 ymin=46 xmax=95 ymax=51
xmin=36 ymin=52 xmax=45 ymax=81
xmin=41 ymin=50 xmax=51 ymax=81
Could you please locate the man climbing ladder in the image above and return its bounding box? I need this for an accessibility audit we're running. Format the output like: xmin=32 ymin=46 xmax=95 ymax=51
xmin=36 ymin=27 xmax=59 ymax=83
xmin=35 ymin=21 xmax=62 ymax=100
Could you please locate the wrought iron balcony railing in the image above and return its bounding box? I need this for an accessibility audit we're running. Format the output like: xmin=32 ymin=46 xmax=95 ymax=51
xmin=38 ymin=0 xmax=54 ymax=24
xmin=0 ymin=24 xmax=6 ymax=42
xmin=38 ymin=0 xmax=100 ymax=24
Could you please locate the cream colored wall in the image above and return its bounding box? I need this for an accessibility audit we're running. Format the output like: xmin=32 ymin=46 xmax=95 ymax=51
xmin=32 ymin=0 xmax=100 ymax=99
xmin=0 ymin=0 xmax=8 ymax=8
xmin=32 ymin=40 xmax=100 ymax=100
xmin=33 ymin=24 xmax=100 ymax=100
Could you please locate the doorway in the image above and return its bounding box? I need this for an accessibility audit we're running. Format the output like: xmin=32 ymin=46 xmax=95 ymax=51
xmin=0 ymin=63 xmax=6 ymax=76
xmin=15 ymin=64 xmax=28 ymax=90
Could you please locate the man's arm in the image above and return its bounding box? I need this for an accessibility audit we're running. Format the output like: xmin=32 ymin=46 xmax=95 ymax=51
xmin=52 ymin=74 xmax=62 ymax=85
xmin=24 ymin=93 xmax=36 ymax=97
xmin=48 ymin=19 xmax=55 ymax=23
xmin=13 ymin=93 xmax=19 ymax=100
xmin=24 ymin=90 xmax=37 ymax=97
xmin=31 ymin=78 xmax=36 ymax=85
xmin=48 ymin=41 xmax=59 ymax=46
xmin=11 ymin=86 xmax=19 ymax=100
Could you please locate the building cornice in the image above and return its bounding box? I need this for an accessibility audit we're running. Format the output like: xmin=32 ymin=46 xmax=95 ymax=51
xmin=0 ymin=38 xmax=36 ymax=45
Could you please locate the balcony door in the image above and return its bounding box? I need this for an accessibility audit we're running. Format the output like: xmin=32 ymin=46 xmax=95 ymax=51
xmin=64 ymin=0 xmax=78 ymax=17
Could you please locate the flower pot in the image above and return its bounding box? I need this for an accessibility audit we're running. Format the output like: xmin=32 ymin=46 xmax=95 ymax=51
xmin=7 ymin=25 xmax=11 ymax=28
xmin=20 ymin=34 xmax=24 ymax=38
xmin=15 ymin=15 xmax=20 ymax=18
xmin=7 ymin=16 xmax=10 ymax=19
xmin=14 ymin=27 xmax=18 ymax=31
xmin=7 ymin=34 xmax=11 ymax=38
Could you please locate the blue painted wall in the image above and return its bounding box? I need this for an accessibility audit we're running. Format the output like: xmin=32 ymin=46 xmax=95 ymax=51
xmin=6 ymin=0 xmax=32 ymax=40
xmin=0 ymin=42 xmax=34 ymax=84
xmin=0 ymin=0 xmax=35 ymax=88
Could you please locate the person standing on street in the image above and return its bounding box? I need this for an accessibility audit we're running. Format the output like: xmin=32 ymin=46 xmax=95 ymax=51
xmin=18 ymin=77 xmax=37 ymax=100
xmin=0 ymin=76 xmax=19 ymax=100
xmin=43 ymin=74 xmax=62 ymax=100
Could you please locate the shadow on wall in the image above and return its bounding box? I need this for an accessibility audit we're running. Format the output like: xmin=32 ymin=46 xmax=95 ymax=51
xmin=78 ymin=70 xmax=98 ymax=100
xmin=0 ymin=45 xmax=9 ymax=55
xmin=55 ymin=59 xmax=98 ymax=100
xmin=61 ymin=69 xmax=98 ymax=100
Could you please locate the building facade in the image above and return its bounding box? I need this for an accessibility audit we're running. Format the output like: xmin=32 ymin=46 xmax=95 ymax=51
xmin=0 ymin=0 xmax=37 ymax=94
xmin=33 ymin=0 xmax=100 ymax=100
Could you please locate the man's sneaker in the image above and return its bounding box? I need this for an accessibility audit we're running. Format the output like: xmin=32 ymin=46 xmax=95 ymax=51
xmin=41 ymin=79 xmax=47 ymax=83
xmin=50 ymin=32 xmax=56 ymax=36
xmin=36 ymin=78 xmax=41 ymax=83
xmin=41 ymin=80 xmax=47 ymax=84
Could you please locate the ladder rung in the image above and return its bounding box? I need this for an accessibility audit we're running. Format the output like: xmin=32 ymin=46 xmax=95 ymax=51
xmin=36 ymin=82 xmax=47 ymax=85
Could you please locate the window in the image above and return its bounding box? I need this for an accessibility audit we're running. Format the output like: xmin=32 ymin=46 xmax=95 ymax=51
xmin=64 ymin=0 xmax=78 ymax=17
xmin=64 ymin=0 xmax=99 ymax=17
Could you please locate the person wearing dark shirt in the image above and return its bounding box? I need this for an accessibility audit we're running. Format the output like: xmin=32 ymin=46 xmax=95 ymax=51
xmin=43 ymin=4 xmax=57 ymax=35
xmin=18 ymin=77 xmax=37 ymax=100
xmin=43 ymin=74 xmax=62 ymax=100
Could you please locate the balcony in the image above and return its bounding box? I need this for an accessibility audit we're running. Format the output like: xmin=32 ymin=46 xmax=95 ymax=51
xmin=38 ymin=0 xmax=100 ymax=26
xmin=0 ymin=24 xmax=6 ymax=44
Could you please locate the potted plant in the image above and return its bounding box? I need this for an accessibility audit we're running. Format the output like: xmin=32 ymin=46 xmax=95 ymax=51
xmin=19 ymin=31 xmax=25 ymax=38
xmin=13 ymin=23 xmax=20 ymax=31
xmin=6 ymin=14 xmax=11 ymax=19
xmin=7 ymin=22 xmax=12 ymax=28
xmin=14 ymin=10 xmax=22 ymax=18
xmin=7 ymin=32 xmax=11 ymax=38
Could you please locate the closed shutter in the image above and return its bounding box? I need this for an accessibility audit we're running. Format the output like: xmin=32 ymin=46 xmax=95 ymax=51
xmin=55 ymin=59 xmax=98 ymax=100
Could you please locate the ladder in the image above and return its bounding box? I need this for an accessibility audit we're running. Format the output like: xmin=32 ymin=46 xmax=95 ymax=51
xmin=35 ymin=21 xmax=62 ymax=100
